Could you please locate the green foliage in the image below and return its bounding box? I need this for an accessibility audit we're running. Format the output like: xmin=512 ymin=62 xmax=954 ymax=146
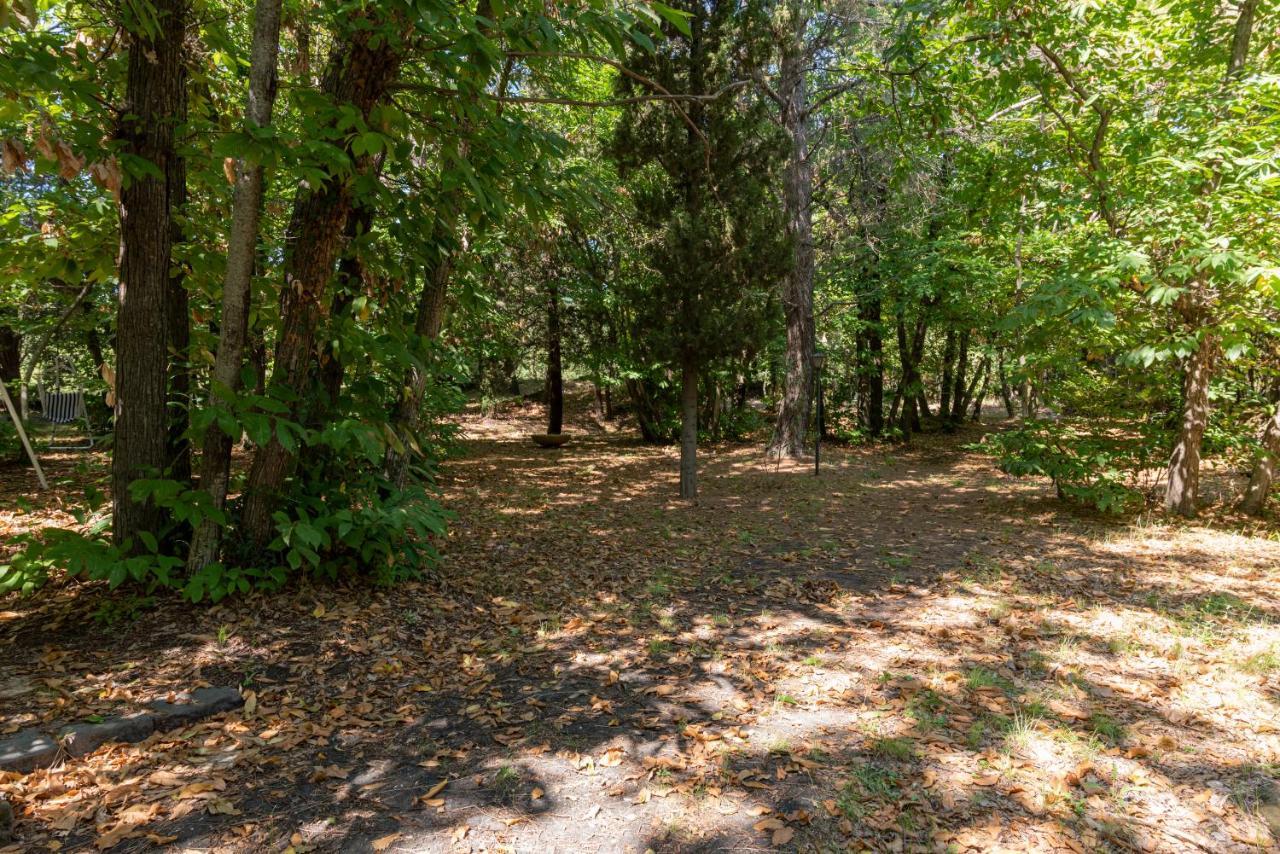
xmin=978 ymin=422 xmax=1155 ymax=514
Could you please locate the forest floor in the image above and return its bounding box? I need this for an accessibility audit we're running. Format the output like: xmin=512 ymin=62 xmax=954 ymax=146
xmin=2 ymin=393 xmax=1280 ymax=853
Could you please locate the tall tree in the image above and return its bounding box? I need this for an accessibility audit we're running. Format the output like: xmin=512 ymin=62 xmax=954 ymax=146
xmin=614 ymin=0 xmax=787 ymax=499
xmin=112 ymin=0 xmax=188 ymax=550
xmin=185 ymin=0 xmax=284 ymax=573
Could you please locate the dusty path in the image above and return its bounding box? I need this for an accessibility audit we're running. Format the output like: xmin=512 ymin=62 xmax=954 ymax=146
xmin=2 ymin=401 xmax=1279 ymax=852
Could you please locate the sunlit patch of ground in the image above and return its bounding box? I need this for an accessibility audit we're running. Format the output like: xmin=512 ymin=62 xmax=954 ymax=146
xmin=1 ymin=391 xmax=1279 ymax=851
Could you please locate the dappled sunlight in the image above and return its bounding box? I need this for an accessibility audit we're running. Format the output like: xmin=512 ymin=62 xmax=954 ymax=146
xmin=3 ymin=405 xmax=1280 ymax=851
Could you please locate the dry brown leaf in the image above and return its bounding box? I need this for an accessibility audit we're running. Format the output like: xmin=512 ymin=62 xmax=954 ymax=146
xmin=371 ymin=831 xmax=401 ymax=851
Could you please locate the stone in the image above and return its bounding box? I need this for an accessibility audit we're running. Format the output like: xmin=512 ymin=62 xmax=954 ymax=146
xmin=148 ymin=687 xmax=243 ymax=731
xmin=59 ymin=714 xmax=154 ymax=758
xmin=0 ymin=729 xmax=58 ymax=773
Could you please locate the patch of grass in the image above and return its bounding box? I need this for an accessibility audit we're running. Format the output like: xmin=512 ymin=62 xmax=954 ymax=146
xmin=646 ymin=569 xmax=674 ymax=600
xmin=711 ymin=613 xmax=731 ymax=628
xmin=965 ymin=666 xmax=1015 ymax=694
xmin=868 ymin=737 xmax=917 ymax=762
xmin=838 ymin=763 xmax=901 ymax=820
xmin=491 ymin=765 xmax=521 ymax=801
xmin=647 ymin=638 xmax=673 ymax=658
xmin=776 ymin=693 xmax=799 ymax=706
xmin=905 ymin=689 xmax=948 ymax=733
xmin=802 ymin=655 xmax=822 ymax=667
xmin=1088 ymin=712 xmax=1126 ymax=745
xmin=1240 ymin=647 xmax=1280 ymax=675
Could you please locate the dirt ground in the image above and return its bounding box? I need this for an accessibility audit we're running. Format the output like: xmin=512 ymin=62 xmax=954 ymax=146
xmin=2 ymin=397 xmax=1279 ymax=852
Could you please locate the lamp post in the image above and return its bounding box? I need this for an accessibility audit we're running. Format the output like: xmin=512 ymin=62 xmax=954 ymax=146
xmin=812 ymin=349 xmax=826 ymax=476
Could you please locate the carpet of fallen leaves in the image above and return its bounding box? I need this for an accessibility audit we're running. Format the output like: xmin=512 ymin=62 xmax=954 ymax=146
xmin=2 ymin=394 xmax=1280 ymax=853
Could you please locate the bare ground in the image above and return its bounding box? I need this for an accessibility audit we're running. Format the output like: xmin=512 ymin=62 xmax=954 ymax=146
xmin=2 ymin=397 xmax=1279 ymax=853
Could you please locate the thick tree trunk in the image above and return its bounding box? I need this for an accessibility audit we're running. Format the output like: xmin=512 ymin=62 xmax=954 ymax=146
xmin=767 ymin=15 xmax=815 ymax=461
xmin=626 ymin=378 xmax=665 ymax=443
xmin=679 ymin=357 xmax=698 ymax=500
xmin=895 ymin=314 xmax=920 ymax=435
xmin=187 ymin=0 xmax=283 ymax=573
xmin=1165 ymin=333 xmax=1217 ymax=517
xmin=545 ymin=281 xmax=563 ymax=435
xmin=112 ymin=0 xmax=187 ymax=551
xmin=1241 ymin=406 xmax=1280 ymax=515
xmin=239 ymin=19 xmax=403 ymax=548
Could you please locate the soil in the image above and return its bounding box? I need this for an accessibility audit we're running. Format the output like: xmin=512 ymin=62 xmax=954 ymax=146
xmin=1 ymin=394 xmax=1278 ymax=852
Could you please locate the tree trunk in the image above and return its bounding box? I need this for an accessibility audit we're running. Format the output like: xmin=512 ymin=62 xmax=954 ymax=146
xmin=766 ymin=11 xmax=815 ymax=461
xmin=859 ymin=285 xmax=884 ymax=436
xmin=166 ymin=71 xmax=191 ymax=489
xmin=545 ymin=280 xmax=563 ymax=435
xmin=679 ymin=357 xmax=698 ymax=500
xmin=626 ymin=378 xmax=665 ymax=443
xmin=895 ymin=314 xmax=919 ymax=435
xmin=0 ymin=327 xmax=19 ymax=391
xmin=1165 ymin=333 xmax=1217 ymax=517
xmin=187 ymin=0 xmax=283 ymax=573
xmin=1241 ymin=405 xmax=1280 ymax=515
xmin=383 ymin=252 xmax=450 ymax=486
xmin=112 ymin=0 xmax=187 ymax=551
xmin=964 ymin=355 xmax=991 ymax=421
xmin=939 ymin=329 xmax=956 ymax=418
xmin=997 ymin=349 xmax=1016 ymax=418
xmin=239 ymin=18 xmax=403 ymax=548
xmin=949 ymin=329 xmax=970 ymax=423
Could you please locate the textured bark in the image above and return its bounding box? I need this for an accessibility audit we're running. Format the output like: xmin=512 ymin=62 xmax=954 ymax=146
xmin=544 ymin=281 xmax=563 ymax=435
xmin=239 ymin=18 xmax=403 ymax=548
xmin=112 ymin=0 xmax=187 ymax=550
xmin=767 ymin=10 xmax=815 ymax=460
xmin=187 ymin=0 xmax=283 ymax=573
xmin=1241 ymin=406 xmax=1280 ymax=515
xmin=679 ymin=357 xmax=698 ymax=500
xmin=1165 ymin=334 xmax=1217 ymax=517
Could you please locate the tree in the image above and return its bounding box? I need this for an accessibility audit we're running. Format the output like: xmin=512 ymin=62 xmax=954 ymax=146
xmin=613 ymin=0 xmax=787 ymax=499
xmin=112 ymin=0 xmax=188 ymax=550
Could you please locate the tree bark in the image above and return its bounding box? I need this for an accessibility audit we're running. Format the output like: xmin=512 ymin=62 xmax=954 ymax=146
xmin=766 ymin=9 xmax=815 ymax=460
xmin=239 ymin=17 xmax=403 ymax=548
xmin=545 ymin=280 xmax=563 ymax=435
xmin=0 ymin=327 xmax=19 ymax=391
xmin=857 ymin=282 xmax=884 ymax=436
xmin=166 ymin=70 xmax=191 ymax=489
xmin=949 ymin=329 xmax=970 ymax=423
xmin=187 ymin=0 xmax=284 ymax=573
xmin=997 ymin=350 xmax=1016 ymax=418
xmin=112 ymin=0 xmax=187 ymax=551
xmin=939 ymin=329 xmax=956 ymax=418
xmin=1165 ymin=333 xmax=1217 ymax=517
xmin=679 ymin=357 xmax=698 ymax=500
xmin=1241 ymin=405 xmax=1280 ymax=515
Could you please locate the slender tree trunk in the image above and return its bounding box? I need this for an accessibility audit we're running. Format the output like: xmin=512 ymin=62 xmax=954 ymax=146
xmin=383 ymin=252 xmax=450 ymax=486
xmin=864 ymin=288 xmax=884 ymax=436
xmin=896 ymin=313 xmax=920 ymax=435
xmin=0 ymin=327 xmax=19 ymax=391
xmin=950 ymin=329 xmax=970 ymax=423
xmin=166 ymin=74 xmax=191 ymax=489
xmin=997 ymin=350 xmax=1016 ymax=418
xmin=767 ymin=23 xmax=815 ymax=461
xmin=1165 ymin=333 xmax=1217 ymax=517
xmin=939 ymin=329 xmax=956 ymax=418
xmin=679 ymin=356 xmax=698 ymax=500
xmin=545 ymin=280 xmax=563 ymax=435
xmin=113 ymin=0 xmax=187 ymax=551
xmin=963 ymin=355 xmax=991 ymax=421
xmin=187 ymin=0 xmax=283 ymax=573
xmin=1241 ymin=405 xmax=1280 ymax=515
xmin=239 ymin=18 xmax=403 ymax=548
